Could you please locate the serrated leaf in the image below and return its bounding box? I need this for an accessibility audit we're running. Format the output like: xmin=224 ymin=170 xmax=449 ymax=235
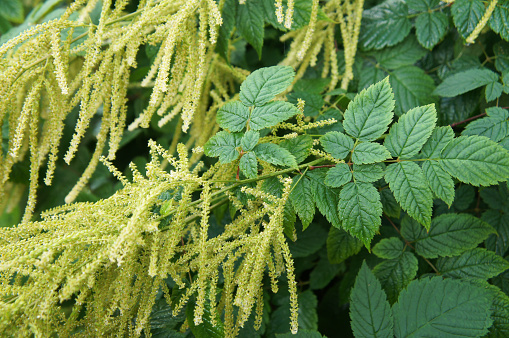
xmin=310 ymin=257 xmax=343 ymax=290
xmin=384 ymin=104 xmax=437 ymax=159
xmin=249 ymin=101 xmax=300 ymax=130
xmin=287 ymin=91 xmax=324 ymax=117
xmin=438 ymin=135 xmax=509 ymax=186
xmin=390 ymin=66 xmax=435 ymax=116
xmin=373 ymin=252 xmax=418 ymax=303
xmin=338 ymin=182 xmax=382 ymax=247
xmin=490 ymin=1 xmax=509 ymax=41
xmin=380 ymin=187 xmax=401 ymax=218
xmin=239 ymin=152 xmax=258 ymax=178
xmin=373 ymin=237 xmax=404 ymax=259
xmin=406 ymin=0 xmax=440 ymax=11
xmin=350 ymin=262 xmax=393 ymax=338
xmin=290 ymin=175 xmax=316 ymax=229
xmin=415 ymin=11 xmax=449 ymax=49
xmin=393 ymin=277 xmax=493 ymax=337
xmin=352 ymin=164 xmax=384 ymax=183
xmin=241 ymin=130 xmax=260 ymax=151
xmin=324 ymin=163 xmax=352 ymax=188
xmin=437 ymin=248 xmax=509 ymax=279
xmin=462 ymin=107 xmax=509 ymax=142
xmin=343 ymin=78 xmax=395 ymax=141
xmin=486 ymin=283 xmax=509 ymax=337
xmin=280 ymin=135 xmax=312 ymax=164
xmin=326 ymin=227 xmax=364 ymax=264
xmin=486 ymin=82 xmax=504 ymax=102
xmin=420 ymin=126 xmax=455 ymax=158
xmin=351 ymin=142 xmax=391 ymax=164
xmin=254 ymin=143 xmax=297 ymax=168
xmin=216 ymin=0 xmax=236 ymax=62
xmin=452 ymin=0 xmax=484 ymax=39
xmin=204 ymin=131 xmax=241 ymax=163
xmin=484 ymin=210 xmax=509 ymax=257
xmin=308 ymin=169 xmax=341 ymax=228
xmin=320 ymin=131 xmax=354 ymax=160
xmin=401 ymin=213 xmax=497 ymax=259
xmin=367 ymin=35 xmax=427 ymax=69
xmin=422 ymin=160 xmax=455 ymax=206
xmin=216 ymin=101 xmax=250 ymax=132
xmin=434 ymin=68 xmax=500 ymax=97
xmin=385 ymin=162 xmax=432 ymax=228
xmin=239 ymin=65 xmax=295 ymax=106
xmin=236 ymin=0 xmax=264 ymax=58
xmin=358 ymin=64 xmax=389 ymax=91
xmin=359 ymin=0 xmax=411 ymax=50
xmin=0 ymin=0 xmax=24 ymax=23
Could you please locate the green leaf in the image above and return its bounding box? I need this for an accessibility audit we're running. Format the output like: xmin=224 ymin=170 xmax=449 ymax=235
xmin=239 ymin=152 xmax=258 ymax=178
xmin=415 ymin=12 xmax=449 ymax=49
xmin=310 ymin=257 xmax=343 ymax=290
xmin=290 ymin=175 xmax=316 ymax=229
xmin=380 ymin=186 xmax=401 ymax=218
xmin=359 ymin=0 xmax=411 ymax=50
xmin=148 ymin=297 xmax=186 ymax=337
xmin=338 ymin=182 xmax=382 ymax=247
xmin=279 ymin=135 xmax=312 ymax=164
xmin=358 ymin=64 xmax=390 ymax=91
xmin=480 ymin=183 xmax=509 ymax=211
xmin=420 ymin=126 xmax=455 ymax=158
xmin=434 ymin=68 xmax=500 ymax=97
xmin=393 ymin=277 xmax=493 ymax=337
xmin=490 ymin=1 xmax=509 ymax=41
xmin=249 ymin=101 xmax=300 ymax=130
xmin=367 ymin=35 xmax=427 ymax=69
xmin=422 ymin=160 xmax=455 ymax=206
xmin=486 ymin=82 xmax=504 ymax=102
xmin=462 ymin=107 xmax=509 ymax=143
xmin=204 ymin=131 xmax=241 ymax=163
xmin=276 ymin=330 xmax=324 ymax=338
xmin=406 ymin=0 xmax=440 ymax=11
xmin=288 ymin=222 xmax=327 ymax=258
xmin=352 ymin=164 xmax=385 ymax=183
xmin=241 ymin=130 xmax=260 ymax=151
xmin=239 ymin=65 xmax=295 ymax=106
xmin=186 ymin=295 xmax=225 ymax=338
xmin=384 ymin=104 xmax=437 ymax=159
xmin=486 ymin=283 xmax=509 ymax=337
xmin=401 ymin=213 xmax=497 ymax=259
xmin=451 ymin=0 xmax=484 ymax=39
xmin=389 ymin=66 xmax=435 ymax=116
xmin=351 ymin=142 xmax=391 ymax=165
xmin=216 ymin=0 xmax=236 ymax=62
xmin=320 ymin=131 xmax=354 ymax=160
xmin=437 ymin=248 xmax=509 ymax=279
xmin=343 ymin=78 xmax=395 ymax=141
xmin=373 ymin=252 xmax=419 ymax=303
xmin=350 ymin=262 xmax=393 ymax=338
xmin=287 ymin=91 xmax=324 ymax=117
xmin=438 ymin=135 xmax=509 ymax=186
xmin=484 ymin=210 xmax=509 ymax=257
xmin=216 ymin=101 xmax=250 ymax=132
xmin=326 ymin=227 xmax=364 ymax=264
xmin=324 ymin=163 xmax=352 ymax=188
xmin=262 ymin=0 xmax=330 ymax=31
xmin=372 ymin=237 xmax=404 ymax=259
xmin=385 ymin=162 xmax=432 ymax=228
xmin=253 ymin=143 xmax=297 ymax=168
xmin=236 ymin=0 xmax=264 ymax=58
xmin=0 ymin=0 xmax=24 ymax=23
xmin=308 ymin=169 xmax=341 ymax=228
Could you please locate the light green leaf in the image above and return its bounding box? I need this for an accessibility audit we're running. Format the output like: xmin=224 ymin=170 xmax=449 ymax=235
xmin=204 ymin=131 xmax=241 ymax=163
xmin=0 ymin=0 xmax=24 ymax=23
xmin=384 ymin=104 xmax=437 ymax=159
xmin=367 ymin=35 xmax=427 ymax=69
xmin=253 ymin=143 xmax=297 ymax=168
xmin=239 ymin=65 xmax=295 ymax=106
xmin=280 ymin=135 xmax=312 ymax=164
xmin=249 ymin=101 xmax=299 ymax=130
xmin=393 ymin=277 xmax=493 ymax=337
xmin=216 ymin=0 xmax=236 ymax=62
xmin=415 ymin=11 xmax=449 ymax=49
xmin=241 ymin=130 xmax=260 ymax=151
xmin=352 ymin=164 xmax=384 ymax=183
xmin=389 ymin=66 xmax=435 ymax=116
xmin=401 ymin=213 xmax=497 ymax=259
xmin=462 ymin=107 xmax=509 ymax=143
xmin=438 ymin=135 xmax=509 ymax=186
xmin=385 ymin=162 xmax=432 ymax=228
xmin=308 ymin=169 xmax=341 ymax=228
xmin=216 ymin=101 xmax=250 ymax=132
xmin=451 ymin=0 xmax=484 ymax=38
xmin=351 ymin=142 xmax=391 ymax=164
xmin=350 ymin=262 xmax=393 ymax=338
xmin=359 ymin=0 xmax=411 ymax=50
xmin=239 ymin=152 xmax=258 ymax=178
xmin=326 ymin=227 xmax=364 ymax=264
xmin=338 ymin=182 xmax=382 ymax=247
xmin=343 ymin=78 xmax=395 ymax=141
xmin=420 ymin=126 xmax=455 ymax=158
xmin=434 ymin=68 xmax=500 ymax=97
xmin=236 ymin=0 xmax=264 ymax=58
xmin=490 ymin=1 xmax=509 ymax=41
xmin=324 ymin=163 xmax=352 ymax=188
xmin=290 ymin=175 xmax=316 ymax=229
xmin=422 ymin=160 xmax=455 ymax=206
xmin=372 ymin=237 xmax=404 ymax=259
xmin=320 ymin=131 xmax=354 ymax=160
xmin=486 ymin=82 xmax=504 ymax=102
xmin=437 ymin=248 xmax=509 ymax=279
xmin=373 ymin=252 xmax=418 ymax=303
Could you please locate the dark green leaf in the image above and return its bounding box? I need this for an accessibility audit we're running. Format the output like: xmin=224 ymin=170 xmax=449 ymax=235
xmin=406 ymin=0 xmax=440 ymax=11
xmin=434 ymin=68 xmax=500 ymax=97
xmin=380 ymin=186 xmax=401 ymax=218
xmin=451 ymin=0 xmax=484 ymax=38
xmin=373 ymin=252 xmax=418 ymax=303
xmin=437 ymin=248 xmax=509 ymax=279
xmin=287 ymin=91 xmax=324 ymax=117
xmin=486 ymin=82 xmax=504 ymax=102
xmin=389 ymin=66 xmax=435 ymax=116
xmin=490 ymin=1 xmax=509 ymax=41
xmin=310 ymin=257 xmax=343 ymax=290
xmin=0 ymin=0 xmax=24 ymax=23
xmin=483 ymin=210 xmax=509 ymax=257
xmin=421 ymin=126 xmax=455 ymax=158
xmin=422 ymin=160 xmax=455 ymax=206
xmin=415 ymin=12 xmax=449 ymax=49
xmin=308 ymin=169 xmax=341 ymax=228
xmin=367 ymin=35 xmax=427 ymax=69
xmin=372 ymin=237 xmax=404 ymax=259
xmin=290 ymin=175 xmax=316 ymax=229
xmin=280 ymin=135 xmax=312 ymax=164
xmin=236 ymin=0 xmax=265 ymax=58
xmin=216 ymin=0 xmax=237 ymax=62
xmin=462 ymin=107 xmax=509 ymax=143
xmin=249 ymin=101 xmax=299 ymax=130
xmin=326 ymin=227 xmax=364 ymax=264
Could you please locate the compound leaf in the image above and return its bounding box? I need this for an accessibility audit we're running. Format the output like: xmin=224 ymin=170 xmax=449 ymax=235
xmin=434 ymin=68 xmax=499 ymax=97
xmin=249 ymin=101 xmax=299 ymax=130
xmin=290 ymin=175 xmax=316 ymax=229
xmin=372 ymin=237 xmax=404 ymax=260
xmin=320 ymin=131 xmax=354 ymax=160
xmin=239 ymin=65 xmax=295 ymax=106
xmin=239 ymin=152 xmax=258 ymax=178
xmin=204 ymin=131 xmax=241 ymax=163
xmin=253 ymin=143 xmax=297 ymax=168
xmin=352 ymin=164 xmax=385 ymax=183
xmin=437 ymin=248 xmax=509 ymax=279
xmin=351 ymin=142 xmax=391 ymax=165
xmin=422 ymin=160 xmax=455 ymax=206
xmin=240 ymin=130 xmax=260 ymax=151
xmin=324 ymin=163 xmax=352 ymax=188
xmin=216 ymin=100 xmax=250 ymax=132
